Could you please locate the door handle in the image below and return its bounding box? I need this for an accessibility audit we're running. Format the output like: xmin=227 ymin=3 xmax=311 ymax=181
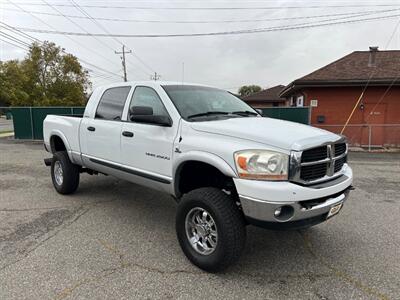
xmin=87 ymin=126 xmax=96 ymax=132
xmin=122 ymin=131 xmax=134 ymax=137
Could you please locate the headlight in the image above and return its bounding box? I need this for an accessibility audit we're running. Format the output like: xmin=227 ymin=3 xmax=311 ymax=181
xmin=234 ymin=150 xmax=289 ymax=180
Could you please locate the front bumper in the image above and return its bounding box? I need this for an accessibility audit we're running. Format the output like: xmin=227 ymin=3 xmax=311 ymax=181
xmin=234 ymin=164 xmax=353 ymax=229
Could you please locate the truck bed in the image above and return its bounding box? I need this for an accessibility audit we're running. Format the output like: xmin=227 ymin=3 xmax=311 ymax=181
xmin=43 ymin=115 xmax=83 ymax=157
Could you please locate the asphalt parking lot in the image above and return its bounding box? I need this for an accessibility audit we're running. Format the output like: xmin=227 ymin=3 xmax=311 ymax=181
xmin=0 ymin=139 xmax=399 ymax=300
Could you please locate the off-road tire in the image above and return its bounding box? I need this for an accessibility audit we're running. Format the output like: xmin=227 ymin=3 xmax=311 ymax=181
xmin=51 ymin=151 xmax=80 ymax=195
xmin=176 ymin=187 xmax=246 ymax=272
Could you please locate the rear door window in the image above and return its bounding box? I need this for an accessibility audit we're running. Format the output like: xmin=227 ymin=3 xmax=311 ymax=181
xmin=95 ymin=86 xmax=131 ymax=120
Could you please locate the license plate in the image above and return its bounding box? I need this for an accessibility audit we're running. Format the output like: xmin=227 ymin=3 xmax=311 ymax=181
xmin=327 ymin=202 xmax=343 ymax=218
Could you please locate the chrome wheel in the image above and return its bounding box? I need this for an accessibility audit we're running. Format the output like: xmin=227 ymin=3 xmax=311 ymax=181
xmin=54 ymin=161 xmax=63 ymax=186
xmin=185 ymin=207 xmax=218 ymax=255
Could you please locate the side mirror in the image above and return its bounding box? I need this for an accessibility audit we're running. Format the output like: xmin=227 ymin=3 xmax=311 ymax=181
xmin=129 ymin=106 xmax=172 ymax=127
xmin=255 ymin=108 xmax=263 ymax=115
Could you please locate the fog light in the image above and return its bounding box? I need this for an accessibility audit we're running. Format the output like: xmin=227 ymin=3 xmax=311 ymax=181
xmin=274 ymin=205 xmax=295 ymax=221
xmin=274 ymin=207 xmax=282 ymax=217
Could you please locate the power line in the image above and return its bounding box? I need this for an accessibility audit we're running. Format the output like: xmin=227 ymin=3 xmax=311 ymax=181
xmin=129 ymin=52 xmax=155 ymax=73
xmin=0 ymin=21 xmax=41 ymax=43
xmin=4 ymin=3 xmax=400 ymax=10
xmin=0 ymin=31 xmax=31 ymax=47
xmin=41 ymin=0 xmax=115 ymax=52
xmin=340 ymin=17 xmax=400 ymax=135
xmin=68 ymin=0 xmax=153 ymax=78
xmin=2 ymin=6 xmax=397 ymax=24
xmin=11 ymin=12 xmax=400 ymax=38
xmin=0 ymin=37 xmax=29 ymax=50
xmin=5 ymin=0 xmax=120 ymax=78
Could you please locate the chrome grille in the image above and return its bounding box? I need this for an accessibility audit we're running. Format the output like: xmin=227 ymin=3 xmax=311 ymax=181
xmin=289 ymin=140 xmax=348 ymax=185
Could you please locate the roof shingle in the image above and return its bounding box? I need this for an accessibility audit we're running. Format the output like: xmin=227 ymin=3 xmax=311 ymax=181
xmin=281 ymin=49 xmax=400 ymax=96
xmin=242 ymin=85 xmax=286 ymax=102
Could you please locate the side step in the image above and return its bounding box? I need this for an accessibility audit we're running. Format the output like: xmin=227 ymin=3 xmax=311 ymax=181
xmin=43 ymin=158 xmax=106 ymax=176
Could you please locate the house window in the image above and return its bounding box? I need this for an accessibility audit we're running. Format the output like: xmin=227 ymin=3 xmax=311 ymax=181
xmin=310 ymin=99 xmax=318 ymax=107
xmin=273 ymin=102 xmax=279 ymax=107
xmin=290 ymin=96 xmax=296 ymax=107
xmin=296 ymin=95 xmax=304 ymax=107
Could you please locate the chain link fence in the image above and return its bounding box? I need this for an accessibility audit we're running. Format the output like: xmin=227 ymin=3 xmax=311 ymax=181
xmin=315 ymin=124 xmax=400 ymax=150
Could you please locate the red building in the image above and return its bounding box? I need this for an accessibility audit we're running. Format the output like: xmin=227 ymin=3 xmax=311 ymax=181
xmin=281 ymin=47 xmax=400 ymax=148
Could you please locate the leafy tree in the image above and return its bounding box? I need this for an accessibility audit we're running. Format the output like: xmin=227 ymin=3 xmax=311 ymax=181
xmin=238 ymin=85 xmax=262 ymax=97
xmin=0 ymin=41 xmax=90 ymax=106
xmin=0 ymin=60 xmax=28 ymax=106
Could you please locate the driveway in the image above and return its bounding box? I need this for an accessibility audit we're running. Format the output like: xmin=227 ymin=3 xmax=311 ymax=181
xmin=0 ymin=139 xmax=399 ymax=299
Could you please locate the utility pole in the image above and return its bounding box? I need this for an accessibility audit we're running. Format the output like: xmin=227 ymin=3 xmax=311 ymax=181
xmin=150 ymin=72 xmax=161 ymax=81
xmin=115 ymin=45 xmax=132 ymax=82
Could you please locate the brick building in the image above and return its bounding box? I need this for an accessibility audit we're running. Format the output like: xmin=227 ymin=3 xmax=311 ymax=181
xmin=241 ymin=85 xmax=288 ymax=108
xmin=280 ymin=47 xmax=400 ymax=147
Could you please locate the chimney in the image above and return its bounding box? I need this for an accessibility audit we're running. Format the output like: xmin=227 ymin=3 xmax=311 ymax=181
xmin=368 ymin=46 xmax=379 ymax=67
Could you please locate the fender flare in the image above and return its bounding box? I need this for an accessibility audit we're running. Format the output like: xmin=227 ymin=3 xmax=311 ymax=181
xmin=49 ymin=130 xmax=74 ymax=162
xmin=172 ymin=150 xmax=238 ymax=197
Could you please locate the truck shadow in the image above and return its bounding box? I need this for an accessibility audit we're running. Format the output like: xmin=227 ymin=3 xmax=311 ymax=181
xmin=76 ymin=176 xmax=346 ymax=276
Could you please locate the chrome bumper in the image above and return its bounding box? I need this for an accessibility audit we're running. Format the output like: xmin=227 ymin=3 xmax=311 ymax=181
xmin=239 ymin=187 xmax=351 ymax=224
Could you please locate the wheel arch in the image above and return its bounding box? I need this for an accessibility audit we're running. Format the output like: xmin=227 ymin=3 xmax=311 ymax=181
xmin=173 ymin=151 xmax=238 ymax=199
xmin=49 ymin=131 xmax=74 ymax=161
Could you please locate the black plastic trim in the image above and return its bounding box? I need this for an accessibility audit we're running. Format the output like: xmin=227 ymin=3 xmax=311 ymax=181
xmin=246 ymin=213 xmax=329 ymax=230
xmin=89 ymin=158 xmax=171 ymax=184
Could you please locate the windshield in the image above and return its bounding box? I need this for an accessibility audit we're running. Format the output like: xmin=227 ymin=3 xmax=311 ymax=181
xmin=162 ymin=85 xmax=258 ymax=121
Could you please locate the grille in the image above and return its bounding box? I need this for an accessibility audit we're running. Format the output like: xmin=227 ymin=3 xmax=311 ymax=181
xmin=334 ymin=143 xmax=346 ymax=157
xmin=301 ymin=146 xmax=328 ymax=163
xmin=334 ymin=156 xmax=347 ymax=173
xmin=300 ymin=163 xmax=328 ymax=181
xmin=295 ymin=142 xmax=348 ymax=183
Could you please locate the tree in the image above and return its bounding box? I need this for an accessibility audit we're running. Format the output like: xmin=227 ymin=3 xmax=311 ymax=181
xmin=0 ymin=41 xmax=91 ymax=106
xmin=238 ymin=85 xmax=262 ymax=97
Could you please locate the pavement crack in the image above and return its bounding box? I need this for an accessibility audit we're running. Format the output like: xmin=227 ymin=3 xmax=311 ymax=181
xmin=0 ymin=206 xmax=75 ymax=212
xmin=0 ymin=206 xmax=91 ymax=272
xmin=238 ymin=271 xmax=331 ymax=283
xmin=54 ymin=239 xmax=201 ymax=300
xmin=297 ymin=230 xmax=390 ymax=300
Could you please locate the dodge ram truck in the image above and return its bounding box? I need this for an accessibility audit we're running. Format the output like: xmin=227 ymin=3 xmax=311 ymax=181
xmin=43 ymin=81 xmax=353 ymax=272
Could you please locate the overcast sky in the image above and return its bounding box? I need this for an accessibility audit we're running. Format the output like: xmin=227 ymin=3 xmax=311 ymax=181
xmin=1 ymin=0 xmax=400 ymax=92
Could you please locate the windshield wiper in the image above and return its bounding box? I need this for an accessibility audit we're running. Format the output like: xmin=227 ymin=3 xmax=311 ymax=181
xmin=231 ymin=110 xmax=259 ymax=116
xmin=187 ymin=111 xmax=229 ymax=119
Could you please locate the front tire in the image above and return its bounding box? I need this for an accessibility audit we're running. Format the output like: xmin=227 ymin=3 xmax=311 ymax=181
xmin=176 ymin=187 xmax=246 ymax=272
xmin=51 ymin=151 xmax=80 ymax=195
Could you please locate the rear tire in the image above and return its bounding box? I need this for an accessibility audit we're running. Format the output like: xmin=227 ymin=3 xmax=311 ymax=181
xmin=176 ymin=187 xmax=246 ymax=272
xmin=51 ymin=151 xmax=80 ymax=195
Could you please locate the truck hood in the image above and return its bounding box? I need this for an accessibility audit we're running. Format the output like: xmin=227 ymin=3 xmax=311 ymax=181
xmin=190 ymin=117 xmax=341 ymax=151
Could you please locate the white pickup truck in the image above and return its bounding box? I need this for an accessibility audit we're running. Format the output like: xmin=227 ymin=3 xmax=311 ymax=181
xmin=44 ymin=81 xmax=353 ymax=272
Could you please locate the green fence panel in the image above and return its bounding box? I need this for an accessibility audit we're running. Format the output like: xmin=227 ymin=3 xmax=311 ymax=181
xmin=261 ymin=107 xmax=310 ymax=125
xmin=11 ymin=107 xmax=33 ymax=139
xmin=32 ymin=107 xmax=72 ymax=139
xmin=71 ymin=107 xmax=85 ymax=115
xmin=11 ymin=106 xmax=85 ymax=140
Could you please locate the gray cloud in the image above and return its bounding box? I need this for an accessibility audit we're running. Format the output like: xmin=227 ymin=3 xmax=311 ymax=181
xmin=1 ymin=0 xmax=399 ymax=93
